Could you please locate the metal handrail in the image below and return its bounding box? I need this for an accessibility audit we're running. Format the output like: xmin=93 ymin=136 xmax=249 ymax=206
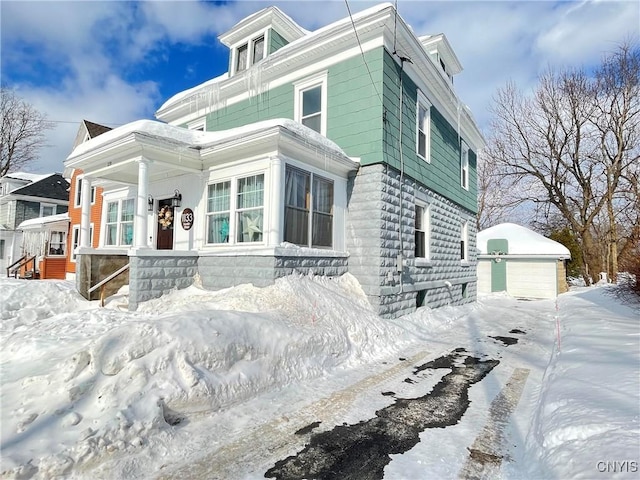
xmin=88 ymin=263 xmax=130 ymax=307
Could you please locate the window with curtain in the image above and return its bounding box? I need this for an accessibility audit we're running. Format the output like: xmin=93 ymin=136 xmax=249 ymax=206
xmin=105 ymin=199 xmax=134 ymax=246
xmin=312 ymin=176 xmax=333 ymax=247
xmin=120 ymin=199 xmax=134 ymax=245
xmin=284 ymin=167 xmax=310 ymax=246
xmin=207 ymin=181 xmax=231 ymax=244
xmin=49 ymin=231 xmax=66 ymax=255
xmin=284 ymin=166 xmax=333 ymax=248
xmin=237 ymin=174 xmax=264 ymax=243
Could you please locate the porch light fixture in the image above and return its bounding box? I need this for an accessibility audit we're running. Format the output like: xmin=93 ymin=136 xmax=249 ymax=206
xmin=171 ymin=189 xmax=182 ymax=208
xmin=147 ymin=195 xmax=154 ymax=212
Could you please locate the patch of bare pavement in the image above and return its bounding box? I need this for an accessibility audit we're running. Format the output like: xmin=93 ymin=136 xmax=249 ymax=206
xmin=265 ymin=350 xmax=500 ymax=480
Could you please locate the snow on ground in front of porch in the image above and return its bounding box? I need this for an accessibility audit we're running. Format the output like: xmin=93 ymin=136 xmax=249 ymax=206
xmin=1 ymin=274 xmax=638 ymax=479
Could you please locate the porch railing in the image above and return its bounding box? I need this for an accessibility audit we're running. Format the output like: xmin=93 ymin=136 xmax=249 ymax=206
xmin=88 ymin=263 xmax=130 ymax=307
xmin=6 ymin=255 xmax=37 ymax=279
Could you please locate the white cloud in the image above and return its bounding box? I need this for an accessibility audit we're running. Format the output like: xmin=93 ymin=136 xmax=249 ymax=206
xmin=2 ymin=0 xmax=637 ymax=173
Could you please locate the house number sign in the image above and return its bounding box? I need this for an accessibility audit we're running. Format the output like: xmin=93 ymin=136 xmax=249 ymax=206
xmin=181 ymin=208 xmax=194 ymax=231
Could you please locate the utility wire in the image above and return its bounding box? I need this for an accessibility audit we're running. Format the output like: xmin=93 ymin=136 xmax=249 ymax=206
xmin=344 ymin=0 xmax=382 ymax=103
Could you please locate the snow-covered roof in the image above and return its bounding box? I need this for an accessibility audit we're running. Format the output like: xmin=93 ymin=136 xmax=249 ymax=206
xmin=157 ymin=3 xmax=394 ymax=116
xmin=18 ymin=213 xmax=69 ymax=230
xmin=2 ymin=172 xmax=51 ymax=183
xmin=477 ymin=223 xmax=570 ymax=258
xmin=68 ymin=118 xmax=349 ymax=161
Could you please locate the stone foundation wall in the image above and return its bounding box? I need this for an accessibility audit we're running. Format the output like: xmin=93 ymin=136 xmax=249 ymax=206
xmin=128 ymin=255 xmax=198 ymax=309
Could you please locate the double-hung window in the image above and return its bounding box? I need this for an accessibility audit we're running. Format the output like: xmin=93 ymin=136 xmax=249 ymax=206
xmin=416 ymin=92 xmax=431 ymax=162
xmin=40 ymin=203 xmax=55 ymax=217
xmin=105 ymin=198 xmax=134 ymax=246
xmin=49 ymin=231 xmax=66 ymax=256
xmin=237 ymin=174 xmax=264 ymax=243
xmin=294 ymin=73 xmax=328 ymax=135
xmin=205 ymin=174 xmax=265 ymax=245
xmin=415 ymin=203 xmax=430 ymax=262
xmin=71 ymin=225 xmax=94 ymax=261
xmin=234 ymin=34 xmax=266 ymax=75
xmin=206 ymin=181 xmax=231 ymax=244
xmin=460 ymin=220 xmax=469 ymax=263
xmin=284 ymin=166 xmax=333 ymax=248
xmin=461 ymin=142 xmax=469 ymax=190
xmin=74 ymin=177 xmax=96 ymax=207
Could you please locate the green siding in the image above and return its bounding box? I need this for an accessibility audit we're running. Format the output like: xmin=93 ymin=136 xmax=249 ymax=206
xmin=381 ymin=50 xmax=477 ymax=213
xmin=206 ymin=83 xmax=294 ymax=131
xmin=326 ymin=48 xmax=384 ymax=164
xmin=205 ymin=48 xmax=384 ymax=163
xmin=269 ymin=29 xmax=289 ymax=54
xmin=201 ymin=46 xmax=475 ymax=212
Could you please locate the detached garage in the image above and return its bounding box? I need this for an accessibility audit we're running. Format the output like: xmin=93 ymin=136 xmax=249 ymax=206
xmin=477 ymin=223 xmax=571 ymax=299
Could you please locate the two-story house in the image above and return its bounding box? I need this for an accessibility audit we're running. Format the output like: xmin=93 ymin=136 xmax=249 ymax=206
xmin=64 ymin=4 xmax=484 ymax=317
xmin=0 ymin=172 xmax=70 ymax=276
xmin=63 ymin=120 xmax=112 ymax=280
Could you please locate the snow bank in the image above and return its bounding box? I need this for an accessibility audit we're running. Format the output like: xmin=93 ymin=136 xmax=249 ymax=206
xmin=0 ymin=274 xmax=445 ymax=479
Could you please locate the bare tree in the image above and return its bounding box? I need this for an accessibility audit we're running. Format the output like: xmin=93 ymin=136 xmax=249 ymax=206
xmin=485 ymin=43 xmax=640 ymax=285
xmin=591 ymin=42 xmax=640 ymax=282
xmin=1 ymin=87 xmax=53 ymax=176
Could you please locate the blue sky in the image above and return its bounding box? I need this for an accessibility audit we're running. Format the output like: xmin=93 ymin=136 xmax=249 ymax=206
xmin=2 ymin=0 xmax=638 ymax=174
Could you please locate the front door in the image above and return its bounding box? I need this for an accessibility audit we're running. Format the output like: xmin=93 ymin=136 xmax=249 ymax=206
xmin=156 ymin=199 xmax=175 ymax=250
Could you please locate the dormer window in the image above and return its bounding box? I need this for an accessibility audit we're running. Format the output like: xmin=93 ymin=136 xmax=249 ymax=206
xmin=253 ymin=35 xmax=265 ymax=63
xmin=233 ymin=34 xmax=266 ymax=75
xmin=236 ymin=44 xmax=248 ymax=72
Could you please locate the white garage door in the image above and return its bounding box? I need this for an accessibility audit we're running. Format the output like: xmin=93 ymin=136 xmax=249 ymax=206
xmin=477 ymin=259 xmax=492 ymax=294
xmin=506 ymin=259 xmax=557 ymax=299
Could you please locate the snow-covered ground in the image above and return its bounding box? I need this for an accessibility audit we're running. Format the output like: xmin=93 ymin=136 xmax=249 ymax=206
xmin=1 ymin=274 xmax=638 ymax=479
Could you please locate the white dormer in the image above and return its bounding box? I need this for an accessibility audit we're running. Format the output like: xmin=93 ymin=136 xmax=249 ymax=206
xmin=218 ymin=6 xmax=307 ymax=77
xmin=419 ymin=34 xmax=463 ymax=84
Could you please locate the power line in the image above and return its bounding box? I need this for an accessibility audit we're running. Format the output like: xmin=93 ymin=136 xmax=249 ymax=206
xmin=48 ymin=120 xmax=125 ymax=126
xmin=344 ymin=0 xmax=383 ymax=104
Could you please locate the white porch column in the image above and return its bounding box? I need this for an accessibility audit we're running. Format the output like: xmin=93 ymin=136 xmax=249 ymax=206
xmin=270 ymin=156 xmax=283 ymax=246
xmin=134 ymin=158 xmax=150 ymax=248
xmin=80 ymin=176 xmax=92 ymax=248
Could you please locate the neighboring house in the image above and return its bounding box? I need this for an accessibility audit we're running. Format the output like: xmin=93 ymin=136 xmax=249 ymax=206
xmin=15 ymin=213 xmax=69 ymax=279
xmin=64 ymin=4 xmax=484 ymax=317
xmin=0 ymin=172 xmax=70 ymax=276
xmin=64 ymin=120 xmax=112 ymax=280
xmin=477 ymin=223 xmax=571 ymax=299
